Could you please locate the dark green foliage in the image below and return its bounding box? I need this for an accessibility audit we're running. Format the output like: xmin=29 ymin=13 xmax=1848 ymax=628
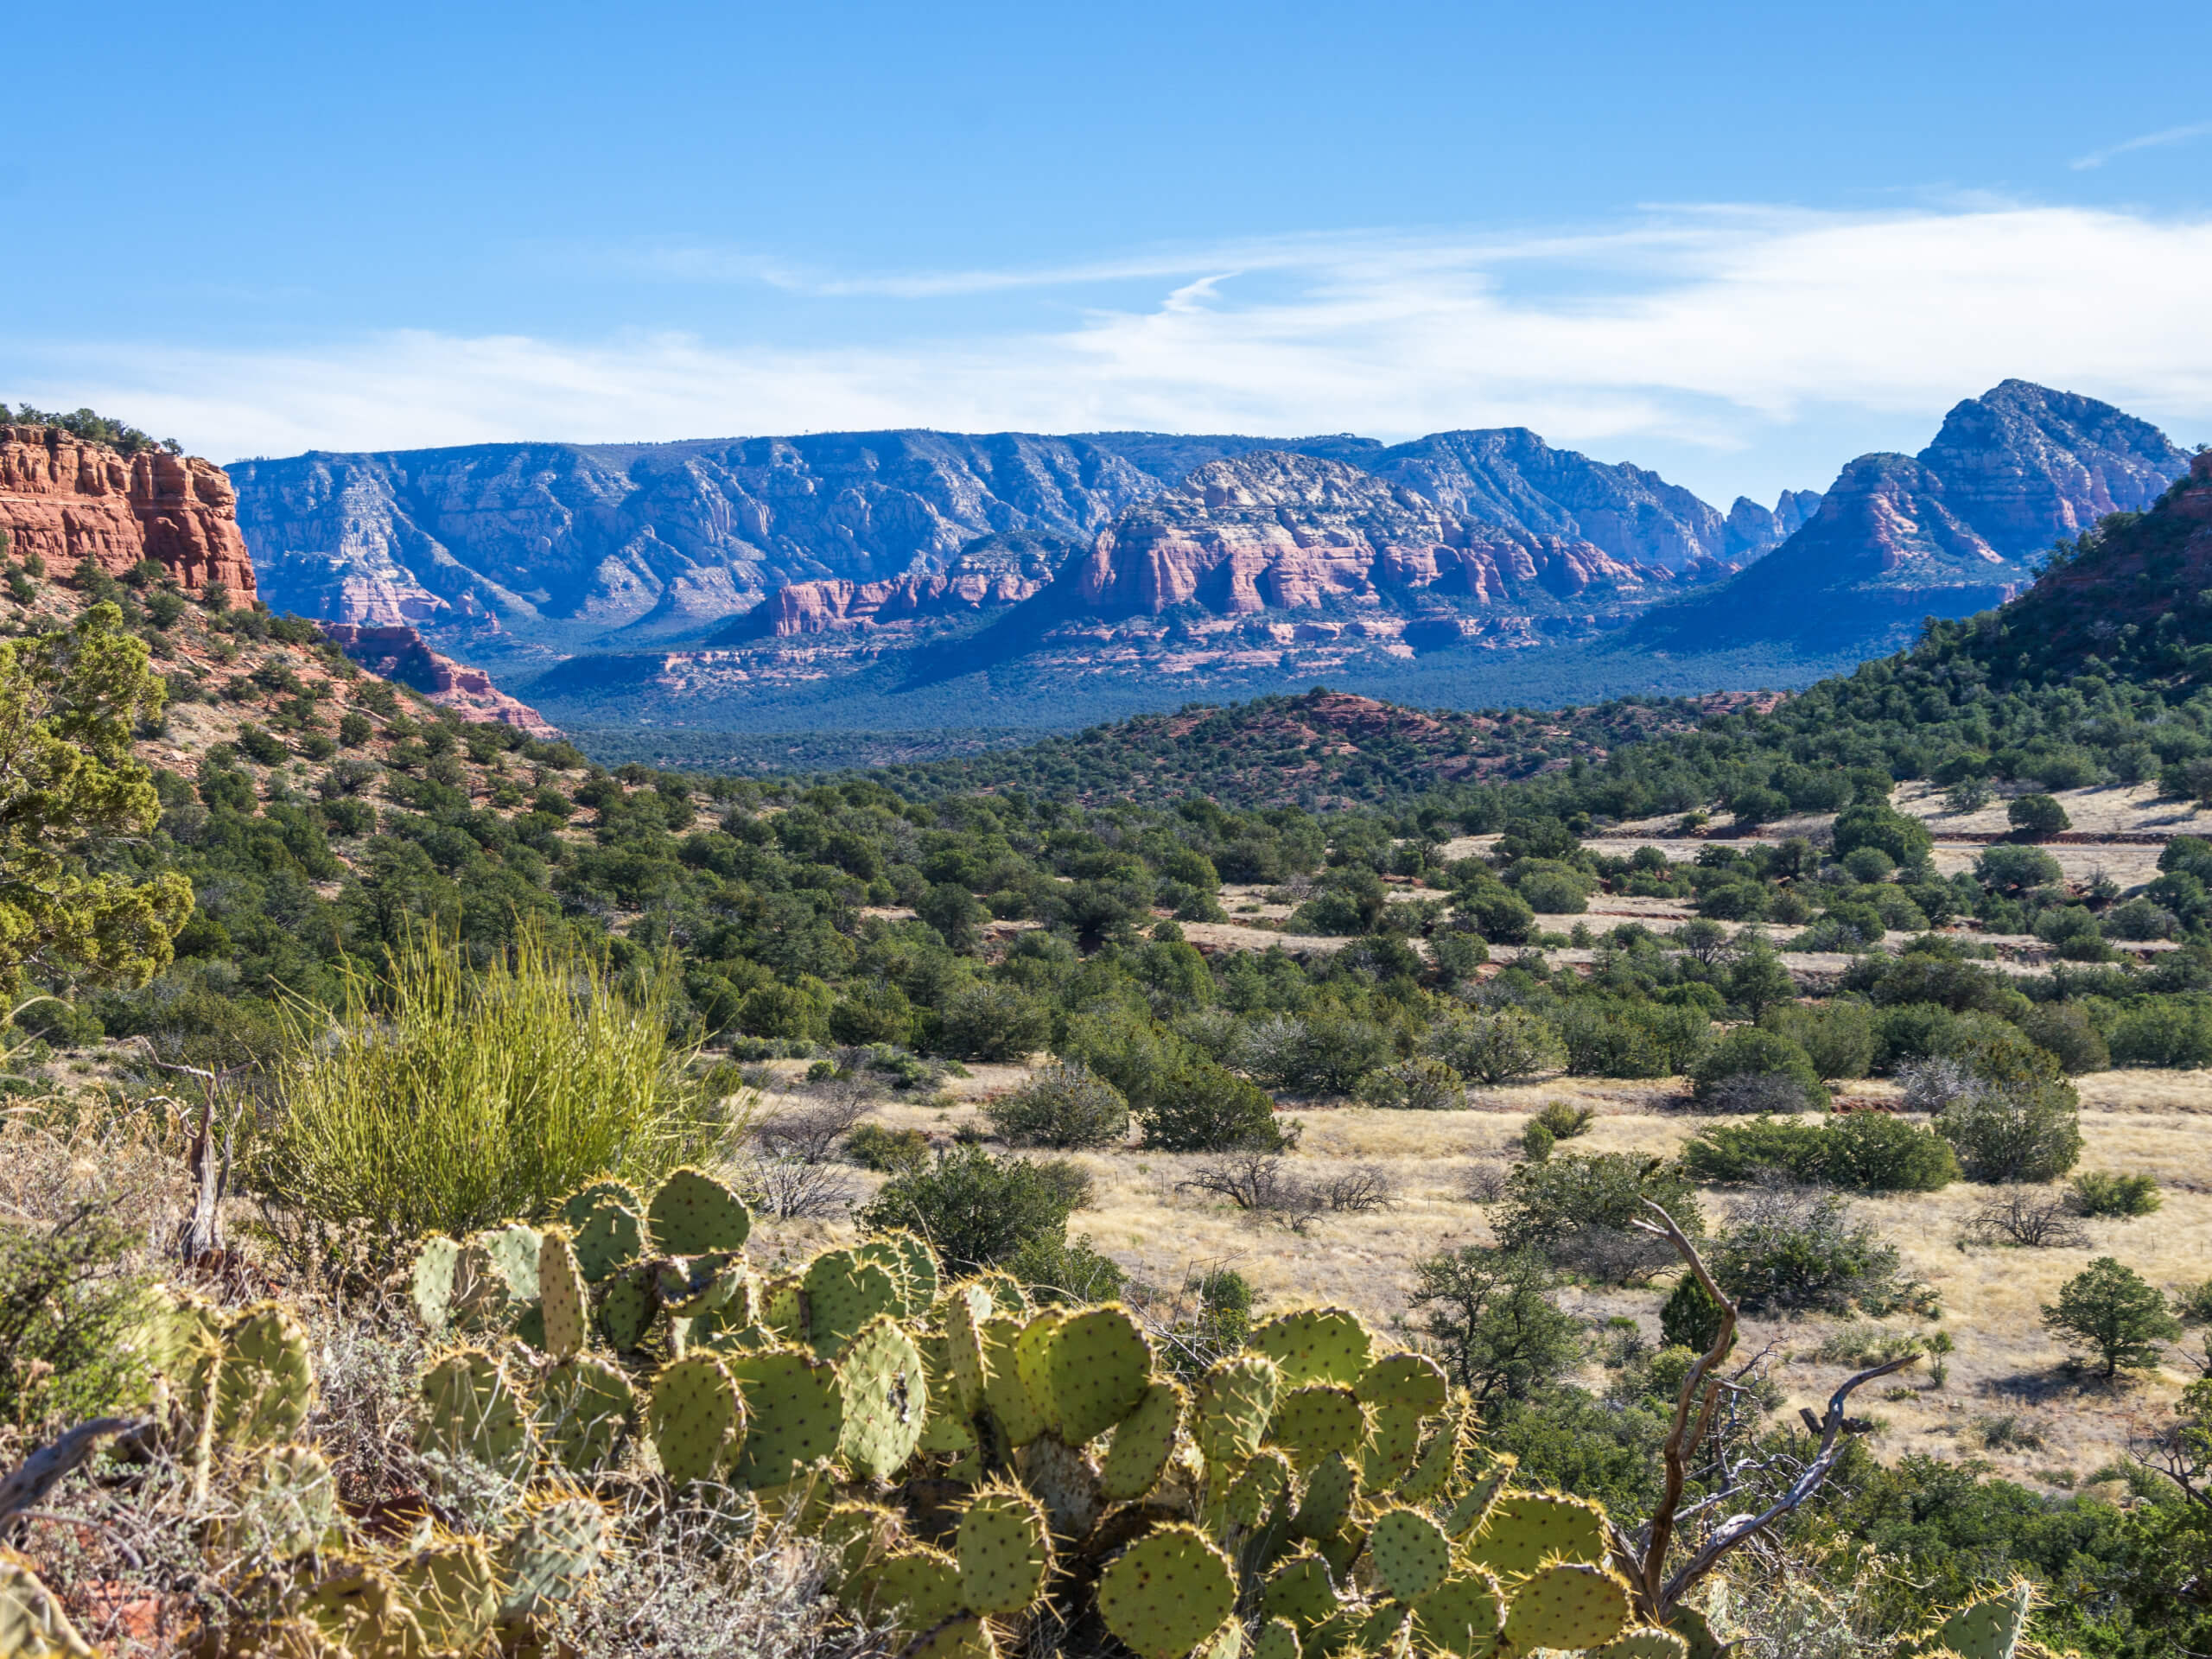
xmin=934 ymin=982 xmax=1051 ymax=1061
xmin=1759 ymin=999 xmax=1877 ymax=1081
xmin=1404 ymin=1246 xmax=1584 ymax=1414
xmin=855 ymin=1145 xmax=1090 ymax=1273
xmin=1690 ymin=1027 xmax=1829 ymax=1110
xmin=1832 ymin=801 xmax=1932 ymax=867
xmin=2008 ymin=793 xmax=2071 ymax=839
xmin=1491 ymin=1152 xmax=1703 ymax=1284
xmin=2106 ymin=996 xmax=2212 ymax=1068
xmin=845 ymin=1122 xmax=931 ymax=1174
xmin=1007 ymin=1231 xmax=1128 ymax=1306
xmin=1659 ymin=1274 xmax=1727 ymax=1353
xmin=7 ymin=403 xmax=180 ymax=456
xmin=1681 ymin=1111 xmax=1959 ymax=1192
xmin=2041 ymin=1256 xmax=2182 ymax=1377
xmin=0 ymin=1209 xmax=149 ymax=1433
xmin=1135 ymin=1060 xmax=1288 ymax=1153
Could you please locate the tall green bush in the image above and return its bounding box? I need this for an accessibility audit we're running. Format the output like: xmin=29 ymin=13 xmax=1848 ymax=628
xmin=263 ymin=925 xmax=720 ymax=1249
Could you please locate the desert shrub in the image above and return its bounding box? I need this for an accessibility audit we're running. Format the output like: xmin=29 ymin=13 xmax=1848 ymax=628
xmin=935 ymin=982 xmax=1051 ymax=1061
xmin=1239 ymin=1010 xmax=1392 ymax=1094
xmin=1427 ymin=1006 xmax=1564 ymax=1084
xmin=1512 ymin=864 xmax=1593 ymax=915
xmin=1458 ymin=887 xmax=1537 ymax=944
xmin=1520 ymin=1120 xmax=1554 ymax=1162
xmin=845 ymin=1122 xmax=931 ymax=1174
xmin=262 ymin=926 xmax=716 ymax=1250
xmin=752 ymin=1093 xmax=868 ymax=1164
xmin=1708 ymin=1188 xmax=1916 ymax=1316
xmin=2102 ymin=896 xmax=2177 ymax=941
xmin=856 ymin=1144 xmax=1090 ymax=1272
xmin=1491 ymin=1151 xmax=1704 ymax=1284
xmin=1759 ymin=1001 xmax=1877 ymax=1082
xmin=1702 ymin=1071 xmax=1820 ymax=1116
xmin=1405 ymin=1246 xmax=1583 ymax=1410
xmin=2172 ymin=1280 xmax=2212 ymax=1325
xmin=983 ymin=1061 xmax=1130 ymax=1148
xmin=1832 ymin=801 xmax=1932 ymax=866
xmin=1691 ymin=1027 xmax=1829 ymax=1111
xmin=2008 ymin=794 xmax=2071 ymax=839
xmin=1007 ymin=1231 xmax=1127 ymax=1305
xmin=1696 ymin=881 xmax=1768 ymax=922
xmin=1353 ymin=1056 xmax=1466 ymax=1110
xmin=1959 ymin=1190 xmax=2088 ymax=1249
xmin=2016 ymin=1002 xmax=2110 ymax=1074
xmin=1137 ymin=1059 xmax=1291 ymax=1153
xmin=0 ymin=1208 xmax=150 ymax=1433
xmin=1532 ymin=1099 xmax=1595 ymax=1141
xmin=1554 ymin=1001 xmax=1666 ymax=1077
xmin=1429 ymin=930 xmax=1491 ymax=985
xmin=2067 ymin=1171 xmax=2161 ymax=1218
xmin=1681 ymin=1112 xmax=1957 ymax=1192
xmin=736 ymin=1155 xmax=857 ymax=1220
xmin=1974 ymin=842 xmax=2063 ymax=893
xmin=2042 ymin=1256 xmax=2181 ymax=1377
xmin=827 ymin=979 xmax=915 ymax=1046
xmin=1937 ymin=1088 xmax=2084 ymax=1185
xmin=2105 ymin=996 xmax=2212 ymax=1069
xmin=1659 ymin=1273 xmax=1727 ymax=1354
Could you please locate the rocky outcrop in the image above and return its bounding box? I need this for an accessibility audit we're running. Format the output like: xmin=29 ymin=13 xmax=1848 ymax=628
xmin=719 ymin=533 xmax=1068 ymax=639
xmin=1074 ymin=451 xmax=1676 ymax=621
xmin=0 ymin=424 xmax=257 ymax=595
xmin=1629 ymin=382 xmax=2192 ymax=656
xmin=1722 ymin=488 xmax=1823 ymax=562
xmin=319 ymin=622 xmax=560 ymax=736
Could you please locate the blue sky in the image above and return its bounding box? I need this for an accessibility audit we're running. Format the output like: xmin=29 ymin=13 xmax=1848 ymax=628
xmin=6 ymin=0 xmax=2210 ymax=505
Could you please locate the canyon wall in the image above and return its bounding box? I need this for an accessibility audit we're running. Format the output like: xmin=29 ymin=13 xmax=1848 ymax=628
xmin=0 ymin=424 xmax=257 ymax=595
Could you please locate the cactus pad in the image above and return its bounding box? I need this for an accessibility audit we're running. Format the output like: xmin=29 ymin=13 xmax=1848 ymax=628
xmin=1440 ymin=1449 xmax=1516 ymax=1535
xmin=216 ymin=1302 xmax=316 ymax=1447
xmin=954 ymin=1483 xmax=1052 ymax=1616
xmin=1360 ymin=1401 xmax=1425 ymax=1490
xmin=804 ymin=1249 xmax=902 ymax=1358
xmin=727 ymin=1346 xmax=846 ymax=1489
xmin=1268 ymin=1383 xmax=1368 ymax=1468
xmin=819 ymin=1501 xmax=905 ymax=1591
xmin=1193 ymin=1354 xmax=1281 ymax=1469
xmin=571 ymin=1200 xmax=645 ymax=1285
xmin=1501 ymin=1560 xmax=1631 ymax=1652
xmin=1251 ymin=1618 xmax=1300 ymax=1659
xmin=1259 ymin=1551 xmax=1340 ymax=1628
xmin=1013 ymin=1309 xmax=1067 ymax=1437
xmin=837 ymin=1315 xmax=927 ymax=1480
xmin=761 ymin=1274 xmax=804 ymax=1338
xmin=410 ymin=1236 xmax=461 ymax=1332
xmin=941 ymin=1283 xmax=996 ymax=1414
xmin=647 ymin=1166 xmax=752 ymax=1255
xmin=1923 ymin=1582 xmax=2036 ymax=1659
xmin=499 ymin=1496 xmax=608 ymax=1618
xmin=537 ymin=1355 xmax=636 ymax=1473
xmin=1018 ymin=1432 xmax=1105 ymax=1539
xmin=231 ymin=1444 xmax=339 ymax=1559
xmin=1048 ymin=1305 xmax=1153 ymax=1444
xmin=1100 ymin=1379 xmax=1185 ymax=1501
xmin=1395 ymin=1414 xmax=1466 ymax=1504
xmin=419 ymin=1347 xmax=536 ymax=1478
xmin=1599 ymin=1630 xmax=1692 ymax=1659
xmin=1368 ymin=1505 xmax=1452 ymax=1601
xmin=1668 ymin=1605 xmax=1725 ymax=1659
xmin=1355 ymin=1351 xmax=1449 ymax=1415
xmin=0 ymin=1561 xmax=92 ymax=1658
xmin=981 ymin=1316 xmax=1047 ymax=1446
xmin=1249 ymin=1307 xmax=1374 ymax=1387
xmin=857 ymin=1231 xmax=937 ymax=1318
xmin=855 ymin=1547 xmax=964 ymax=1635
xmin=908 ymin=1616 xmax=999 ymax=1659
xmin=1097 ymin=1524 xmax=1237 ymax=1659
xmin=561 ymin=1178 xmax=645 ymax=1229
xmin=1358 ymin=1599 xmax=1413 ymax=1657
xmin=647 ymin=1351 xmax=746 ymax=1485
xmin=302 ymin=1563 xmax=427 ymax=1657
xmin=1465 ymin=1491 xmax=1610 ymax=1578
xmin=598 ymin=1261 xmax=659 ymax=1351
xmin=398 ymin=1537 xmax=500 ymax=1653
xmin=1410 ymin=1570 xmax=1506 ymax=1657
xmin=969 ymin=1269 xmax=1031 ymax=1316
xmin=1293 ymin=1449 xmax=1359 ymax=1540
xmin=537 ymin=1226 xmax=590 ymax=1358
xmin=1226 ymin=1447 xmax=1292 ymax=1527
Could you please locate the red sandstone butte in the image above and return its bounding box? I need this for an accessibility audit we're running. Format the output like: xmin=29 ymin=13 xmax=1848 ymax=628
xmin=320 ymin=622 xmax=562 ymax=738
xmin=0 ymin=424 xmax=257 ymax=596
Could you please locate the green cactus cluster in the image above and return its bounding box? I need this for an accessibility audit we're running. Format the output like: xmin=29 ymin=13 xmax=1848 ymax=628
xmin=1 ymin=1162 xmax=2047 ymax=1659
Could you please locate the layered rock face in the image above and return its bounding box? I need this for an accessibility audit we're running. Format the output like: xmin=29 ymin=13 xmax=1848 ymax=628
xmin=1630 ymin=382 xmax=2192 ymax=655
xmin=230 ymin=432 xmax=1162 ymax=640
xmin=0 ymin=424 xmax=257 ymax=595
xmin=1074 ymin=451 xmax=1675 ymax=621
xmin=320 ymin=623 xmax=559 ymax=736
xmin=721 ymin=534 xmax=1066 ymax=639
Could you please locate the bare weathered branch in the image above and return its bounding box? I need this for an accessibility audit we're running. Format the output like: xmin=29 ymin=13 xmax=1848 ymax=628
xmin=0 ymin=1417 xmax=148 ymax=1532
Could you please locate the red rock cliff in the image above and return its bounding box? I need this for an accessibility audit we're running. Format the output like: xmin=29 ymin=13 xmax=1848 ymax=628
xmin=320 ymin=623 xmax=560 ymax=737
xmin=0 ymin=424 xmax=257 ymax=596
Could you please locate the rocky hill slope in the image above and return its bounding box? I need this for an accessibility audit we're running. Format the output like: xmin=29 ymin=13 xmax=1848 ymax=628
xmin=1627 ymin=380 xmax=2191 ymax=655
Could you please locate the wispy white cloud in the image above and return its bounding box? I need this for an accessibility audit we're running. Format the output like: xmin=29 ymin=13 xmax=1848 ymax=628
xmin=13 ymin=203 xmax=2212 ymax=504
xmin=2069 ymin=120 xmax=2212 ymax=170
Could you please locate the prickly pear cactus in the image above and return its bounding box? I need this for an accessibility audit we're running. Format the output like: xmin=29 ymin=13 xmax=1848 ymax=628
xmin=1501 ymin=1560 xmax=1633 ymax=1654
xmin=410 ymin=1235 xmax=461 ymax=1332
xmin=1599 ymin=1629 xmax=1693 ymax=1659
xmin=562 ymin=1179 xmax=645 ymax=1230
xmin=1100 ymin=1378 xmax=1184 ymax=1502
xmin=1193 ymin=1354 xmax=1280 ymax=1469
xmin=219 ymin=1444 xmax=340 ymax=1559
xmin=214 ymin=1303 xmax=315 ymax=1449
xmin=1464 ymin=1490 xmax=1610 ymax=1578
xmin=1902 ymin=1581 xmax=2036 ymax=1659
xmin=839 ymin=1316 xmax=928 ymax=1480
xmin=805 ymin=1249 xmax=903 ymax=1359
xmin=1367 ymin=1505 xmax=1452 ymax=1602
xmin=648 ymin=1166 xmax=753 ymax=1255
xmin=953 ymin=1483 xmax=1052 ymax=1616
xmin=1096 ymin=1524 xmax=1237 ymax=1659
xmin=397 ymin=1537 xmax=500 ymax=1653
xmin=570 ymin=1198 xmax=645 ymax=1285
xmin=647 ymin=1351 xmax=747 ymax=1486
xmin=0 ymin=1560 xmax=92 ymax=1658
xmin=417 ymin=1347 xmax=535 ymax=1478
xmin=537 ymin=1225 xmax=590 ymax=1359
xmin=1048 ymin=1305 xmax=1153 ymax=1446
xmin=1409 ymin=1569 xmax=1505 ymax=1657
xmin=536 ymin=1355 xmax=636 ymax=1474
xmin=1268 ymin=1383 xmax=1369 ymax=1468
xmin=598 ymin=1261 xmax=659 ymax=1351
xmin=499 ymin=1497 xmax=609 ymax=1619
xmin=726 ymin=1346 xmax=845 ymax=1491
xmin=1249 ymin=1306 xmax=1374 ymax=1387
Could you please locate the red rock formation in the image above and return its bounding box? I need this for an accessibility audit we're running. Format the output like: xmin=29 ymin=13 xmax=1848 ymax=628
xmin=320 ymin=622 xmax=561 ymax=737
xmin=738 ymin=563 xmax=1050 ymax=638
xmin=0 ymin=424 xmax=257 ymax=596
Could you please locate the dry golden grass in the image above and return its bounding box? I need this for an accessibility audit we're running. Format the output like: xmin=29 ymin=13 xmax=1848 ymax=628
xmin=747 ymin=1060 xmax=2212 ymax=1495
